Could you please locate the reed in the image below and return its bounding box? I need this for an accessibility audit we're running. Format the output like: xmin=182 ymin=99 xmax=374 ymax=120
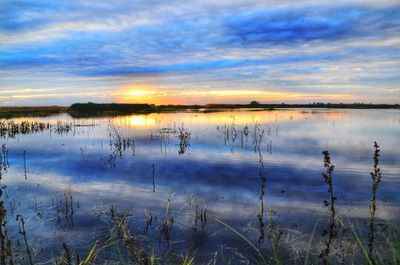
xmin=111 ymin=206 xmax=149 ymax=265
xmin=0 ymin=119 xmax=74 ymax=139
xmin=257 ymin=142 xmax=266 ymax=244
xmin=106 ymin=122 xmax=135 ymax=168
xmin=320 ymin=150 xmax=339 ymax=265
xmin=178 ymin=125 xmax=191 ymax=155
xmin=152 ymin=164 xmax=156 ymax=192
xmin=187 ymin=195 xmax=207 ymax=233
xmin=16 ymin=215 xmax=33 ymax=265
xmin=0 ymin=187 xmax=14 ymax=265
xmin=368 ymin=141 xmax=383 ymax=263
xmin=160 ymin=199 xmax=174 ymax=242
xmin=23 ymin=150 xmax=27 ymax=179
xmin=0 ymin=145 xmax=9 ymax=180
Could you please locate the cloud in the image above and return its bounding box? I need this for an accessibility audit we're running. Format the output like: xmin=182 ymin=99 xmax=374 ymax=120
xmin=224 ymin=5 xmax=400 ymax=45
xmin=0 ymin=1 xmax=399 ymax=105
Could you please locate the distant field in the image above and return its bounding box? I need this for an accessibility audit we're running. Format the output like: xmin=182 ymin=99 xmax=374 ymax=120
xmin=1 ymin=103 xmax=399 ymax=118
xmin=0 ymin=106 xmax=68 ymax=118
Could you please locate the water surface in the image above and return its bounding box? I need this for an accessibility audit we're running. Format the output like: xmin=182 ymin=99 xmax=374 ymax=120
xmin=1 ymin=109 xmax=399 ymax=263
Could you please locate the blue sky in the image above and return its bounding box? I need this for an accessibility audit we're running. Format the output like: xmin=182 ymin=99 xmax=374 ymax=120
xmin=1 ymin=0 xmax=399 ymax=105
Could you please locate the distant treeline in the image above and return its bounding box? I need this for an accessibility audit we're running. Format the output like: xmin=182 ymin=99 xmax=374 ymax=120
xmin=68 ymin=103 xmax=154 ymax=117
xmin=1 ymin=103 xmax=398 ymax=118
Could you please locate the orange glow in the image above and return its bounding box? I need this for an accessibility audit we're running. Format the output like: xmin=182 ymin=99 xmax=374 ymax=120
xmin=116 ymin=84 xmax=161 ymax=104
xmin=114 ymin=85 xmax=357 ymax=105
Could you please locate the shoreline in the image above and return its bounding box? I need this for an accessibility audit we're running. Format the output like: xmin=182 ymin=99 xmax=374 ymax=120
xmin=0 ymin=103 xmax=399 ymax=118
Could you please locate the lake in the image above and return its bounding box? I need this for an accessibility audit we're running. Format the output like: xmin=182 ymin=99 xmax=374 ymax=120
xmin=0 ymin=108 xmax=399 ymax=264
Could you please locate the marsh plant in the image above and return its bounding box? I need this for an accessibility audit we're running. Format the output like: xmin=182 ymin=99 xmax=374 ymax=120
xmin=187 ymin=194 xmax=207 ymax=233
xmin=0 ymin=145 xmax=9 ymax=180
xmin=368 ymin=141 xmax=382 ymax=262
xmin=111 ymin=206 xmax=149 ymax=265
xmin=160 ymin=198 xmax=174 ymax=242
xmin=52 ymin=186 xmax=76 ymax=228
xmin=0 ymin=120 xmax=74 ymax=139
xmin=320 ymin=150 xmax=341 ymax=264
xmin=106 ymin=122 xmax=135 ymax=168
xmin=0 ymin=187 xmax=14 ymax=265
xmin=150 ymin=122 xmax=177 ymax=153
xmin=257 ymin=143 xmax=266 ymax=244
xmin=216 ymin=116 xmax=252 ymax=151
xmin=178 ymin=125 xmax=191 ymax=155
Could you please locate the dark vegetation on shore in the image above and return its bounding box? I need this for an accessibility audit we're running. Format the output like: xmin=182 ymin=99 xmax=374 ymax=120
xmin=0 ymin=102 xmax=399 ymax=118
xmin=0 ymin=106 xmax=68 ymax=118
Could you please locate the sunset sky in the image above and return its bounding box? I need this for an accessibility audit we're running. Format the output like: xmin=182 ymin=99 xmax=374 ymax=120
xmin=1 ymin=0 xmax=399 ymax=106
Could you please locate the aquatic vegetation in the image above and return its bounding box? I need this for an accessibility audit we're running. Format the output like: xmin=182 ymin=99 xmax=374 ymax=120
xmin=144 ymin=209 xmax=153 ymax=234
xmin=150 ymin=123 xmax=176 ymax=153
xmin=152 ymin=164 xmax=156 ymax=192
xmin=0 ymin=145 xmax=9 ymax=180
xmin=177 ymin=125 xmax=191 ymax=155
xmin=23 ymin=151 xmax=27 ymax=180
xmin=257 ymin=143 xmax=266 ymax=244
xmin=0 ymin=187 xmax=14 ymax=265
xmin=106 ymin=122 xmax=135 ymax=168
xmin=187 ymin=194 xmax=207 ymax=232
xmin=368 ymin=142 xmax=382 ymax=262
xmin=52 ymin=186 xmax=76 ymax=228
xmin=111 ymin=206 xmax=149 ymax=264
xmin=320 ymin=150 xmax=338 ymax=264
xmin=160 ymin=199 xmax=174 ymax=242
xmin=16 ymin=215 xmax=33 ymax=265
xmin=150 ymin=123 xmax=191 ymax=155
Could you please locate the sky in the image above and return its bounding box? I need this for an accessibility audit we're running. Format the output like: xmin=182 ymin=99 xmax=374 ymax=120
xmin=1 ymin=0 xmax=400 ymax=106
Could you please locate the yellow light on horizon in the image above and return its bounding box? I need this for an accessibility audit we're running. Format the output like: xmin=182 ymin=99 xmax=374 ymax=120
xmin=112 ymin=115 xmax=157 ymax=127
xmin=114 ymin=84 xmax=357 ymax=105
xmin=126 ymin=90 xmax=156 ymax=96
xmin=116 ymin=84 xmax=160 ymax=103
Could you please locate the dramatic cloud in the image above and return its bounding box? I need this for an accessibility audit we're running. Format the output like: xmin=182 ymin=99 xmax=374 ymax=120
xmin=0 ymin=0 xmax=399 ymax=105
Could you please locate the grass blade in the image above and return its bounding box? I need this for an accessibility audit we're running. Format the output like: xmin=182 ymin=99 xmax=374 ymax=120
xmin=215 ymin=217 xmax=266 ymax=264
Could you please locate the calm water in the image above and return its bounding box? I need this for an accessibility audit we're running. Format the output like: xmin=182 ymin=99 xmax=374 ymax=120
xmin=1 ymin=109 xmax=399 ymax=263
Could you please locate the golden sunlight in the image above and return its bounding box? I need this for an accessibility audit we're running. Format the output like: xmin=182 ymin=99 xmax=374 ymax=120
xmin=112 ymin=115 xmax=157 ymax=127
xmin=116 ymin=84 xmax=160 ymax=103
xmin=114 ymin=85 xmax=356 ymax=105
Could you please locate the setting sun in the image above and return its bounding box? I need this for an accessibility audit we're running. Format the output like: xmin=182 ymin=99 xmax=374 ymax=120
xmin=117 ymin=84 xmax=159 ymax=103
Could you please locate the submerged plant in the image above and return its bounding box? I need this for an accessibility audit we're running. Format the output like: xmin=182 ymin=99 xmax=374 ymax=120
xmin=111 ymin=206 xmax=149 ymax=264
xmin=161 ymin=199 xmax=174 ymax=242
xmin=152 ymin=164 xmax=156 ymax=192
xmin=16 ymin=215 xmax=33 ymax=265
xmin=0 ymin=145 xmax=9 ymax=180
xmin=187 ymin=195 xmax=207 ymax=233
xmin=52 ymin=186 xmax=76 ymax=228
xmin=23 ymin=150 xmax=27 ymax=179
xmin=257 ymin=145 xmax=266 ymax=244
